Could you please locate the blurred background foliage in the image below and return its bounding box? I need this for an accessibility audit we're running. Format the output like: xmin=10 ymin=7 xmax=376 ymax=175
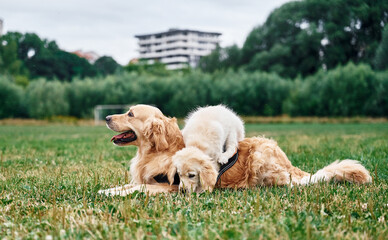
xmin=200 ymin=0 xmax=388 ymax=77
xmin=0 ymin=32 xmax=122 ymax=82
xmin=0 ymin=0 xmax=387 ymax=119
xmin=1 ymin=62 xmax=387 ymax=119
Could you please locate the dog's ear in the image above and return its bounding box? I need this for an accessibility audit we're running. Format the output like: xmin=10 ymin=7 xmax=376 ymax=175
xmin=144 ymin=118 xmax=169 ymax=151
xmin=199 ymin=161 xmax=218 ymax=192
xmin=164 ymin=117 xmax=183 ymax=147
xmin=167 ymin=165 xmax=177 ymax=186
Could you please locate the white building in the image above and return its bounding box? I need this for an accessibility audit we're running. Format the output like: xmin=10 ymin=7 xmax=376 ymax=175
xmin=0 ymin=19 xmax=3 ymax=37
xmin=135 ymin=28 xmax=221 ymax=70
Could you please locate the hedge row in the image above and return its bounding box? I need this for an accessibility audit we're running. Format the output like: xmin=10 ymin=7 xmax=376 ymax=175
xmin=1 ymin=63 xmax=387 ymax=119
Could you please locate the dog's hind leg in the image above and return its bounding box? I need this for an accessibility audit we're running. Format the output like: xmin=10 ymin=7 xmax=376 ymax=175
xmin=219 ymin=131 xmax=238 ymax=164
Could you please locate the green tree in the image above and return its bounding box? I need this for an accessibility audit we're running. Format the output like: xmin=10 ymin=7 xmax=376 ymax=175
xmin=374 ymin=25 xmax=388 ymax=70
xmin=240 ymin=0 xmax=388 ymax=77
xmin=0 ymin=36 xmax=29 ymax=77
xmin=198 ymin=46 xmax=222 ymax=73
xmin=199 ymin=45 xmax=241 ymax=73
xmin=124 ymin=60 xmax=171 ymax=76
xmin=1 ymin=32 xmax=98 ymax=81
xmin=94 ymin=56 xmax=122 ymax=76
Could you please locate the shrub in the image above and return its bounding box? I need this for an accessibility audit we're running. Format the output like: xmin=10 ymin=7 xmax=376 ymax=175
xmin=67 ymin=78 xmax=106 ymax=118
xmin=212 ymin=70 xmax=291 ymax=116
xmin=164 ymin=72 xmax=215 ymax=117
xmin=314 ymin=63 xmax=381 ymax=116
xmin=1 ymin=63 xmax=388 ymax=119
xmin=283 ymin=77 xmax=321 ymax=116
xmin=366 ymin=71 xmax=388 ymax=116
xmin=0 ymin=76 xmax=25 ymax=118
xmin=286 ymin=63 xmax=387 ymax=116
xmin=25 ymin=79 xmax=69 ymax=118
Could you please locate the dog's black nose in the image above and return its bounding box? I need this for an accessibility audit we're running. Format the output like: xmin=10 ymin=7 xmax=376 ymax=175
xmin=105 ymin=115 xmax=112 ymax=122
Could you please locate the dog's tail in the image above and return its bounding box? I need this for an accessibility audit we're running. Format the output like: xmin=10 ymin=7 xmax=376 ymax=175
xmin=297 ymin=160 xmax=372 ymax=185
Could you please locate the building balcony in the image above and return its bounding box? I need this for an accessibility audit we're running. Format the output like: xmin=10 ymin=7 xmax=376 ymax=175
xmin=139 ymin=48 xmax=213 ymax=59
xmin=166 ymin=63 xmax=188 ymax=70
xmin=139 ymin=41 xmax=217 ymax=52
xmin=161 ymin=56 xmax=188 ymax=64
xmin=138 ymin=34 xmax=220 ymax=45
xmin=138 ymin=34 xmax=189 ymax=45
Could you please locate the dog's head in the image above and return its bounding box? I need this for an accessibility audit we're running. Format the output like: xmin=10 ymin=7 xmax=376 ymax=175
xmin=170 ymin=147 xmax=218 ymax=193
xmin=106 ymin=104 xmax=180 ymax=151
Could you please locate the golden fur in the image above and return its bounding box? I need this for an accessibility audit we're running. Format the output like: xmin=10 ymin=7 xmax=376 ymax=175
xmin=99 ymin=105 xmax=372 ymax=196
xmin=218 ymin=137 xmax=371 ymax=189
xmin=173 ymin=105 xmax=245 ymax=193
xmin=170 ymin=137 xmax=371 ymax=193
xmin=171 ymin=147 xmax=218 ymax=193
xmin=181 ymin=105 xmax=245 ymax=165
xmin=98 ymin=104 xmax=183 ymax=196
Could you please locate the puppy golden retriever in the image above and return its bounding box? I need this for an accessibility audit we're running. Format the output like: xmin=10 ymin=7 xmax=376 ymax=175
xmin=182 ymin=105 xmax=245 ymax=165
xmin=173 ymin=105 xmax=244 ymax=193
xmin=98 ymin=104 xmax=184 ymax=196
xmin=99 ymin=105 xmax=371 ymax=196
xmin=170 ymin=137 xmax=371 ymax=193
xmin=172 ymin=147 xmax=218 ymax=193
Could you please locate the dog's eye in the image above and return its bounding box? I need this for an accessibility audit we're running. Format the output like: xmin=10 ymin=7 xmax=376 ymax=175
xmin=128 ymin=111 xmax=134 ymax=117
xmin=188 ymin=173 xmax=196 ymax=178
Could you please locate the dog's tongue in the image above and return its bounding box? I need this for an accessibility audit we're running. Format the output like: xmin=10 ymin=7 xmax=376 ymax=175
xmin=111 ymin=132 xmax=130 ymax=142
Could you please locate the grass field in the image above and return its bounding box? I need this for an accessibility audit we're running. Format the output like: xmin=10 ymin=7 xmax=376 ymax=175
xmin=0 ymin=123 xmax=387 ymax=239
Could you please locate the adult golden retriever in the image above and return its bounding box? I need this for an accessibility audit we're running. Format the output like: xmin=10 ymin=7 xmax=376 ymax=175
xmin=172 ymin=137 xmax=371 ymax=192
xmin=98 ymin=104 xmax=183 ymax=196
xmin=98 ymin=105 xmax=371 ymax=196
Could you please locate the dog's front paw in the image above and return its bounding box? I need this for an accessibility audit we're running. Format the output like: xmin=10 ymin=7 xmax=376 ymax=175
xmin=218 ymin=156 xmax=229 ymax=165
xmin=119 ymin=185 xmax=143 ymax=196
xmin=98 ymin=188 xmax=120 ymax=196
xmin=98 ymin=184 xmax=134 ymax=196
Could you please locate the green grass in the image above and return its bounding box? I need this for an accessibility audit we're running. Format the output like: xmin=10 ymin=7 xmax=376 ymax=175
xmin=0 ymin=123 xmax=387 ymax=239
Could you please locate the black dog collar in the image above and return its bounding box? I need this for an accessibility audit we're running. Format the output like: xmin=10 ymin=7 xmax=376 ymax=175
xmin=216 ymin=151 xmax=239 ymax=185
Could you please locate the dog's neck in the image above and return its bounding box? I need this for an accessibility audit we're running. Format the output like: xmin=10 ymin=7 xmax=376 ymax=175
xmin=130 ymin=119 xmax=185 ymax=184
xmin=130 ymin=135 xmax=184 ymax=184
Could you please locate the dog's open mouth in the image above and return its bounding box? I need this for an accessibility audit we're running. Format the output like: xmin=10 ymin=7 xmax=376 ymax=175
xmin=111 ymin=130 xmax=137 ymax=144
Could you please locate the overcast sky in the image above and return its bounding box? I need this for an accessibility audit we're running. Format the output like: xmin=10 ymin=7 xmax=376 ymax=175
xmin=0 ymin=0 xmax=291 ymax=65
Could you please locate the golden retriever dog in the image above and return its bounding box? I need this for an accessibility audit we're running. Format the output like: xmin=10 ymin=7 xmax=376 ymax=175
xmin=173 ymin=105 xmax=244 ymax=192
xmin=99 ymin=104 xmax=371 ymax=196
xmin=98 ymin=104 xmax=184 ymax=196
xmin=182 ymin=105 xmax=245 ymax=165
xmin=172 ymin=148 xmax=218 ymax=193
xmin=171 ymin=137 xmax=371 ymax=192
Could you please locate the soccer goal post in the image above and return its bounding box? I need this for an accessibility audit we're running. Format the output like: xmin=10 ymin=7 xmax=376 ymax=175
xmin=94 ymin=104 xmax=132 ymax=125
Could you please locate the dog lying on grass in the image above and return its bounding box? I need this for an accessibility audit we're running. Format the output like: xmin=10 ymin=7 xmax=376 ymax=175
xmin=170 ymin=136 xmax=371 ymax=192
xmin=98 ymin=104 xmax=371 ymax=196
xmin=98 ymin=104 xmax=184 ymax=196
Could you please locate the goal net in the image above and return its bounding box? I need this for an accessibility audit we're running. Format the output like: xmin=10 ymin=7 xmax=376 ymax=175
xmin=94 ymin=104 xmax=132 ymax=125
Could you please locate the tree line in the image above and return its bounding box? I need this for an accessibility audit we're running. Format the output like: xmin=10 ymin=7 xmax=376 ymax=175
xmin=199 ymin=0 xmax=388 ymax=77
xmin=1 ymin=0 xmax=388 ymax=119
xmin=0 ymin=32 xmax=122 ymax=84
xmin=1 ymin=62 xmax=387 ymax=119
